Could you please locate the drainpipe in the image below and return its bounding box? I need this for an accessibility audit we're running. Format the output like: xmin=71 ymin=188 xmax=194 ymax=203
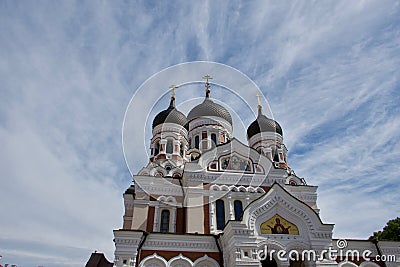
xmin=135 ymin=232 xmax=149 ymax=267
xmin=213 ymin=234 xmax=224 ymax=267
xmin=372 ymin=239 xmax=387 ymax=267
xmin=178 ymin=178 xmax=186 ymax=233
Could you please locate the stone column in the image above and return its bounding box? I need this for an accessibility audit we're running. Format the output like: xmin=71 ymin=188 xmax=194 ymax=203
xmin=209 ymin=195 xmax=215 ymax=232
xmin=159 ymin=139 xmax=167 ymax=154
xmin=245 ymin=194 xmax=250 ymax=207
xmin=171 ymin=207 xmax=177 ymax=232
xmin=182 ymin=143 xmax=186 ymax=158
xmin=173 ymin=140 xmax=180 ymax=155
xmin=153 ymin=205 xmax=159 ymax=232
xmin=228 ymin=195 xmax=234 ymax=220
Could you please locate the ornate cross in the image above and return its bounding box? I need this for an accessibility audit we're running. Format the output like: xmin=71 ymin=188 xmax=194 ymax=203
xmin=203 ymin=75 xmax=213 ymax=96
xmin=256 ymin=93 xmax=263 ymax=115
xmin=169 ymin=84 xmax=178 ymax=98
xmin=203 ymin=75 xmax=213 ymax=84
xmin=256 ymin=93 xmax=262 ymax=107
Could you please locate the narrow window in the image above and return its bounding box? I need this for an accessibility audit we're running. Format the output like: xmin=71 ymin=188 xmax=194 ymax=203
xmin=234 ymin=200 xmax=243 ymax=220
xmin=195 ymin=135 xmax=200 ymax=149
xmin=216 ymin=199 xmax=225 ymax=230
xmin=166 ymin=139 xmax=173 ymax=154
xmin=154 ymin=142 xmax=160 ymax=156
xmin=273 ymin=151 xmax=279 ymax=162
xmin=271 ymin=148 xmax=278 ymax=161
xmin=211 ymin=133 xmax=217 ymax=148
xmin=160 ymin=209 xmax=170 ymax=233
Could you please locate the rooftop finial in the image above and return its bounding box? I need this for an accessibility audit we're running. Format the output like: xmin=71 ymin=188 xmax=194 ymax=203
xmin=169 ymin=84 xmax=178 ymax=107
xmin=169 ymin=85 xmax=177 ymax=99
xmin=203 ymin=75 xmax=213 ymax=98
xmin=256 ymin=93 xmax=262 ymax=116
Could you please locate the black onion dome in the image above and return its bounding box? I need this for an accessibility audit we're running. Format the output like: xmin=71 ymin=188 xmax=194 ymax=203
xmin=187 ymin=97 xmax=233 ymax=125
xmin=247 ymin=108 xmax=283 ymax=139
xmin=152 ymin=98 xmax=188 ymax=129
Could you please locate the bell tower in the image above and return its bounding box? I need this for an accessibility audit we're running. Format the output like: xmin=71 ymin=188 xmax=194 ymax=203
xmin=186 ymin=75 xmax=233 ymax=160
xmin=247 ymin=95 xmax=288 ymax=169
xmin=150 ymin=86 xmax=188 ymax=174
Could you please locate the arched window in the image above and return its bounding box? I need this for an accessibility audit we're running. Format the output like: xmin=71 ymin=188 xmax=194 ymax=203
xmin=211 ymin=133 xmax=217 ymax=148
xmin=272 ymin=148 xmax=279 ymax=162
xmin=154 ymin=142 xmax=160 ymax=156
xmin=160 ymin=209 xmax=170 ymax=232
xmin=234 ymin=200 xmax=243 ymax=220
xmin=216 ymin=199 xmax=225 ymax=230
xmin=166 ymin=139 xmax=173 ymax=154
xmin=194 ymin=135 xmax=200 ymax=149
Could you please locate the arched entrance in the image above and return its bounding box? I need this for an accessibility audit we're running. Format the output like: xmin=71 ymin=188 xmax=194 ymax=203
xmin=261 ymin=257 xmax=277 ymax=267
xmin=290 ymin=259 xmax=305 ymax=267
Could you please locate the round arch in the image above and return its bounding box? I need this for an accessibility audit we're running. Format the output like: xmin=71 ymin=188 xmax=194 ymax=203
xmin=139 ymin=253 xmax=168 ymax=267
xmin=168 ymin=254 xmax=193 ymax=267
xmin=193 ymin=255 xmax=220 ymax=267
xmin=338 ymin=261 xmax=358 ymax=267
xmin=359 ymin=262 xmax=380 ymax=267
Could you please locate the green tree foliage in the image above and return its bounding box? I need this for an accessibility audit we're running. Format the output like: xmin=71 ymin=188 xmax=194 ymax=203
xmin=369 ymin=217 xmax=400 ymax=241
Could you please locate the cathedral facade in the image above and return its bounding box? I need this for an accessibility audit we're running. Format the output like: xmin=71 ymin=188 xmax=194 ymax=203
xmin=108 ymin=79 xmax=399 ymax=267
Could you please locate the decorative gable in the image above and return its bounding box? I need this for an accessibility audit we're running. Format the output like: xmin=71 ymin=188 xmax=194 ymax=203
xmin=199 ymin=138 xmax=272 ymax=175
xmin=241 ymin=183 xmax=334 ymax=241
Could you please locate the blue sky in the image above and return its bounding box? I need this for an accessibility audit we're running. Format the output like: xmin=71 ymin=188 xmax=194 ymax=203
xmin=0 ymin=1 xmax=399 ymax=266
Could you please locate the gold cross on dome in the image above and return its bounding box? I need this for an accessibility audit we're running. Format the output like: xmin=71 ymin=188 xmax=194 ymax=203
xmin=256 ymin=93 xmax=262 ymax=107
xmin=169 ymin=84 xmax=178 ymax=98
xmin=203 ymin=75 xmax=213 ymax=96
xmin=203 ymin=75 xmax=213 ymax=83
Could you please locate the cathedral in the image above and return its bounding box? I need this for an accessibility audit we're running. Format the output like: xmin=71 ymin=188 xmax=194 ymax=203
xmin=87 ymin=77 xmax=399 ymax=267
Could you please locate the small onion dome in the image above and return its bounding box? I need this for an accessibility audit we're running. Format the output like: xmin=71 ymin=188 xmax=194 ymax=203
xmin=247 ymin=105 xmax=283 ymax=139
xmin=124 ymin=184 xmax=135 ymax=195
xmin=152 ymin=96 xmax=188 ymax=129
xmin=187 ymin=81 xmax=232 ymax=125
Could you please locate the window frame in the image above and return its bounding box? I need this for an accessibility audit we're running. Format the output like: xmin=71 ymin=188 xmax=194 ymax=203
xmin=160 ymin=209 xmax=170 ymax=233
xmin=194 ymin=135 xmax=200 ymax=149
xmin=166 ymin=139 xmax=173 ymax=154
xmin=211 ymin=133 xmax=217 ymax=148
xmin=234 ymin=200 xmax=243 ymax=220
xmin=216 ymin=199 xmax=226 ymax=230
xmin=154 ymin=141 xmax=160 ymax=156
